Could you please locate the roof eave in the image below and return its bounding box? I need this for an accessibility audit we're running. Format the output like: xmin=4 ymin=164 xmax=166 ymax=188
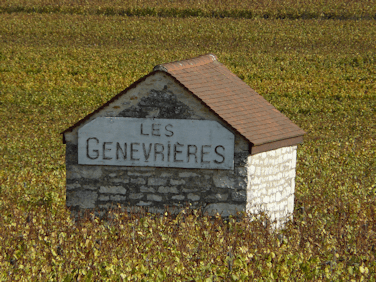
xmin=249 ymin=135 xmax=304 ymax=155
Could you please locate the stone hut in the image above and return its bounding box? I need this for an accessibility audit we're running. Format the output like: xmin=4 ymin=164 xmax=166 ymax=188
xmin=62 ymin=54 xmax=305 ymax=224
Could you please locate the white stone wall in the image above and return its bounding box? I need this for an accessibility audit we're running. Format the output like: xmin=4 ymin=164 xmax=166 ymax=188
xmin=246 ymin=146 xmax=297 ymax=227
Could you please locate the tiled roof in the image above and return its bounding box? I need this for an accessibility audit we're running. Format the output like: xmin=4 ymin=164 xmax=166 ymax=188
xmin=154 ymin=54 xmax=305 ymax=152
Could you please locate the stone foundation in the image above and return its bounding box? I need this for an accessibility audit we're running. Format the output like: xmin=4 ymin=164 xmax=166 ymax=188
xmin=66 ymin=144 xmax=298 ymax=224
xmin=66 ymin=148 xmax=248 ymax=217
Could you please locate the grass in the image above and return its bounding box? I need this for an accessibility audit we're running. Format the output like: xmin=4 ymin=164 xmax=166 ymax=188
xmin=0 ymin=2 xmax=375 ymax=280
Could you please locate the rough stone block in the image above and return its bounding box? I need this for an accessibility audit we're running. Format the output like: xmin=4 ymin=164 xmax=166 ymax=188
xmin=66 ymin=167 xmax=81 ymax=179
xmin=98 ymin=195 xmax=109 ymax=201
xmin=276 ymin=192 xmax=282 ymax=202
xmin=131 ymin=178 xmax=146 ymax=185
xmin=252 ymin=177 xmax=261 ymax=185
xmin=147 ymin=207 xmax=166 ymax=214
xmin=236 ymin=167 xmax=247 ymax=177
xmin=98 ymin=203 xmax=113 ymax=209
xmin=204 ymin=203 xmax=244 ymax=217
xmin=129 ymin=193 xmax=144 ymax=199
xmin=111 ymin=178 xmax=129 ymax=183
xmin=287 ymin=195 xmax=294 ymax=213
xmin=172 ymin=195 xmax=185 ymax=200
xmin=66 ymin=190 xmax=97 ymax=209
xmin=65 ymin=142 xmax=78 ymax=165
xmin=82 ymin=185 xmax=98 ymax=190
xmin=170 ymin=179 xmax=186 ymax=185
xmin=147 ymin=194 xmax=162 ymax=201
xmin=187 ymin=193 xmax=200 ymax=201
xmin=160 ymin=172 xmax=173 ymax=177
xmin=148 ymin=178 xmax=167 ymax=186
xmin=266 ymin=202 xmax=276 ymax=212
xmin=252 ymin=197 xmax=262 ymax=205
xmin=158 ymin=186 xmax=178 ymax=193
xmin=135 ymin=167 xmax=156 ymax=171
xmin=207 ymin=193 xmax=228 ymax=201
xmin=136 ymin=201 xmax=152 ymax=206
xmin=234 ymin=152 xmax=248 ymax=166
xmin=128 ymin=172 xmax=153 ymax=176
xmin=231 ymin=191 xmax=246 ymax=202
xmin=213 ymin=174 xmax=234 ymax=188
xmin=110 ymin=195 xmax=126 ymax=201
xmin=179 ymin=172 xmax=199 ymax=178
xmin=248 ymin=165 xmax=256 ymax=175
xmin=67 ymin=165 xmax=102 ymax=179
xmin=99 ymin=186 xmax=126 ymax=194
xmin=236 ymin=178 xmax=247 ymax=190
xmin=182 ymin=188 xmax=199 ymax=193
xmin=263 ymin=195 xmax=270 ymax=203
xmin=140 ymin=186 xmax=156 ymax=193
xmin=66 ymin=183 xmax=81 ymax=190
xmin=292 ymin=148 xmax=297 ymax=169
xmin=255 ymin=167 xmax=261 ymax=176
xmin=104 ymin=167 xmax=122 ymax=171
xmin=278 ymin=155 xmax=283 ymax=163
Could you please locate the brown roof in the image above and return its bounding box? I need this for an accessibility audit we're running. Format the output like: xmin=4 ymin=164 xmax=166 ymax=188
xmin=154 ymin=54 xmax=305 ymax=153
xmin=63 ymin=54 xmax=305 ymax=153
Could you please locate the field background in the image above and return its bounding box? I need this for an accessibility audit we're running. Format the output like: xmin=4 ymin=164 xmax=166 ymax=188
xmin=0 ymin=0 xmax=375 ymax=280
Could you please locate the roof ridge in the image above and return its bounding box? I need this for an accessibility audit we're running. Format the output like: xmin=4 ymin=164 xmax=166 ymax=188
xmin=153 ymin=53 xmax=218 ymax=72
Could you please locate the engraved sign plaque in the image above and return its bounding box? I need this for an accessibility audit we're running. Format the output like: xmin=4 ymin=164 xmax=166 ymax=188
xmin=78 ymin=117 xmax=234 ymax=169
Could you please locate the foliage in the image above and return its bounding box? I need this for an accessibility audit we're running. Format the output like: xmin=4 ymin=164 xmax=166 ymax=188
xmin=0 ymin=3 xmax=375 ymax=280
xmin=0 ymin=0 xmax=376 ymax=19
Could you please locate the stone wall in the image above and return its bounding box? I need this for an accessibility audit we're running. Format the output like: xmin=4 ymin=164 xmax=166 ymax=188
xmin=66 ymin=163 xmax=248 ymax=216
xmin=65 ymin=72 xmax=249 ymax=217
xmin=246 ymin=145 xmax=297 ymax=227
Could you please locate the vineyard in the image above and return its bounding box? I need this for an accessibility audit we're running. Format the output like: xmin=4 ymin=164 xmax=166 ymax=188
xmin=0 ymin=0 xmax=375 ymax=280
